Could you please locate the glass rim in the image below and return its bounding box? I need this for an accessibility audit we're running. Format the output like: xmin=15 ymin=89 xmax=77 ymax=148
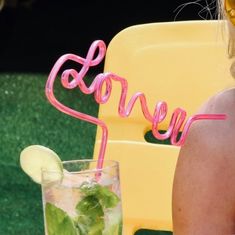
xmin=41 ymin=159 xmax=119 ymax=175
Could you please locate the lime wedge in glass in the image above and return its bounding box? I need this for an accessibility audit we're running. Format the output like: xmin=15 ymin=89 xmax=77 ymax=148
xmin=20 ymin=145 xmax=63 ymax=184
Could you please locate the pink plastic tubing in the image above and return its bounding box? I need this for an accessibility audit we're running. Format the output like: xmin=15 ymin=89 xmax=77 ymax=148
xmin=45 ymin=40 xmax=226 ymax=170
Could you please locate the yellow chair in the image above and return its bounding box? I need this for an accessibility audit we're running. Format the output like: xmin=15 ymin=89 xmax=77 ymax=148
xmin=93 ymin=20 xmax=234 ymax=234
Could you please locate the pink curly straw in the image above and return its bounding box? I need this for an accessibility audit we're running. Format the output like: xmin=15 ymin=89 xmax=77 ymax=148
xmin=45 ymin=40 xmax=226 ymax=170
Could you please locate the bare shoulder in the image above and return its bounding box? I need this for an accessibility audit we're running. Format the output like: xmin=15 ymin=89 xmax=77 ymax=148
xmin=200 ymin=87 xmax=235 ymax=116
xmin=177 ymin=87 xmax=235 ymax=193
xmin=184 ymin=87 xmax=235 ymax=151
xmin=173 ymin=88 xmax=235 ymax=234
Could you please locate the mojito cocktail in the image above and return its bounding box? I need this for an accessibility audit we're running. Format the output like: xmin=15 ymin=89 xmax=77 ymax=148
xmin=41 ymin=159 xmax=122 ymax=235
xmin=20 ymin=146 xmax=122 ymax=235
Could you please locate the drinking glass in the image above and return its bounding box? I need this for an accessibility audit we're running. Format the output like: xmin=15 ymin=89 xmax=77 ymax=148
xmin=41 ymin=159 xmax=122 ymax=235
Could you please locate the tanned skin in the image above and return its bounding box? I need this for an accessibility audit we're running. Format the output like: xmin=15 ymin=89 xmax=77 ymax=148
xmin=173 ymin=88 xmax=235 ymax=235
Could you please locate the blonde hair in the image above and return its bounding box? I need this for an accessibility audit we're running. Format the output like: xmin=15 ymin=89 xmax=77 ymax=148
xmin=221 ymin=0 xmax=235 ymax=58
xmin=174 ymin=0 xmax=235 ymax=75
xmin=220 ymin=0 xmax=235 ymax=78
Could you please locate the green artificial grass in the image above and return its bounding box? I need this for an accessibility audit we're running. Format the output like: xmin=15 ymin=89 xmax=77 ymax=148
xmin=0 ymin=73 xmax=172 ymax=235
xmin=0 ymin=73 xmax=99 ymax=235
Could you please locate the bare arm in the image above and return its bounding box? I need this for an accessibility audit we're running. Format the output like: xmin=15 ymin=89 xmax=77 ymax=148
xmin=172 ymin=89 xmax=235 ymax=234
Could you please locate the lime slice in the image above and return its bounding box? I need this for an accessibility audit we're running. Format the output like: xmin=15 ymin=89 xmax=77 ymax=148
xmin=20 ymin=145 xmax=63 ymax=184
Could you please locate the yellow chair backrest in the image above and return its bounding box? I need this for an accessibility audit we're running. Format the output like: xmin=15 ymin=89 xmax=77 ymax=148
xmin=93 ymin=20 xmax=234 ymax=234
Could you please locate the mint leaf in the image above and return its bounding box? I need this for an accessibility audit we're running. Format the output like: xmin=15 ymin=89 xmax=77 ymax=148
xmin=80 ymin=182 xmax=120 ymax=209
xmin=75 ymin=215 xmax=91 ymax=235
xmin=97 ymin=186 xmax=120 ymax=209
xmin=76 ymin=195 xmax=104 ymax=217
xmin=75 ymin=182 xmax=121 ymax=234
xmin=75 ymin=214 xmax=104 ymax=235
xmin=75 ymin=195 xmax=105 ymax=235
xmin=45 ymin=202 xmax=78 ymax=235
xmin=87 ymin=220 xmax=104 ymax=235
